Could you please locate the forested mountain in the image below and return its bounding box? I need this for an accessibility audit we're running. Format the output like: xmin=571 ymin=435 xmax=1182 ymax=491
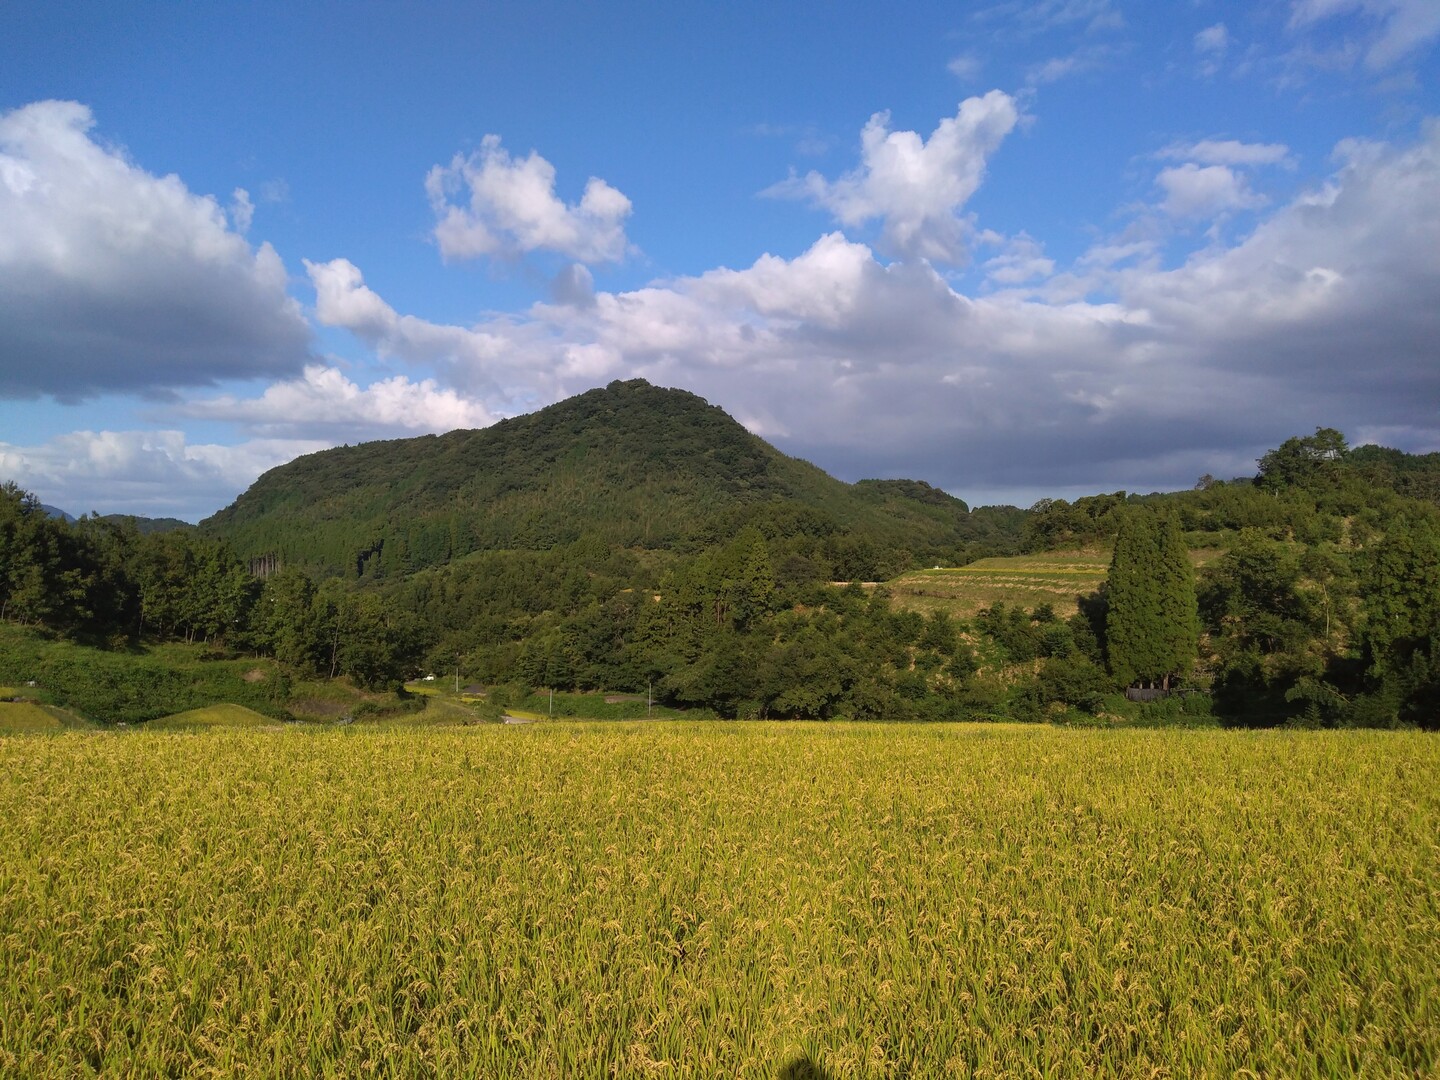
xmin=202 ymin=379 xmax=1020 ymax=579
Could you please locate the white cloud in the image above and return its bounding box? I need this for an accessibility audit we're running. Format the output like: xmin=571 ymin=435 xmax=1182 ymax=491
xmin=975 ymin=0 xmax=1124 ymax=37
xmin=259 ymin=178 xmax=289 ymax=204
xmin=425 ymin=135 xmax=632 ymax=264
xmin=1194 ymin=23 xmax=1230 ymax=76
xmin=764 ymin=92 xmax=1020 ymax=264
xmin=1156 ymin=163 xmax=1268 ymax=217
xmin=0 ymin=429 xmax=327 ymax=522
xmin=983 ymin=232 xmax=1056 ymax=285
xmin=948 ymin=53 xmax=983 ymax=80
xmin=1025 ymin=44 xmax=1123 ymax=84
xmin=230 ymin=187 xmax=254 ymax=233
xmin=0 ymin=101 xmax=310 ymax=401
xmin=1159 ymin=139 xmax=1293 ymax=167
xmin=1195 ymin=23 xmax=1230 ymax=54
xmin=1289 ymin=0 xmax=1440 ymax=70
xmin=177 ymin=365 xmax=497 ymax=438
xmin=1125 ymin=120 xmax=1440 ymax=369
xmin=305 ymin=257 xmax=553 ymax=407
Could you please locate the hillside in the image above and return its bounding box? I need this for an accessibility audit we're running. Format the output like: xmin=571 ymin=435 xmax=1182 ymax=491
xmin=203 ymin=379 xmax=1017 ymax=577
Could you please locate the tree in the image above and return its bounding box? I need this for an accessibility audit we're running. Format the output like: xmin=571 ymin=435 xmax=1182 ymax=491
xmin=1256 ymin=427 xmax=1349 ymax=492
xmin=332 ymin=592 xmax=426 ymax=691
xmin=1105 ymin=510 xmax=1199 ymax=690
xmin=1353 ymin=513 xmax=1440 ymax=728
xmin=256 ymin=569 xmax=327 ymax=671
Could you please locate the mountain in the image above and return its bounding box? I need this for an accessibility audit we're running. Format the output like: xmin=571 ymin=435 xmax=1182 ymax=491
xmin=97 ymin=514 xmax=193 ymax=534
xmin=203 ymin=379 xmax=1016 ymax=578
xmin=39 ymin=504 xmax=191 ymax=533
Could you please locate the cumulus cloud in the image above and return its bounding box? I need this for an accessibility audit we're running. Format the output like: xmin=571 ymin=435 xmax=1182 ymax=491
xmin=304 ymin=257 xmax=557 ymax=407
xmin=1122 ymin=120 xmax=1440 ymax=399
xmin=764 ymin=92 xmax=1021 ymax=264
xmin=1289 ymin=0 xmax=1440 ymax=70
xmin=1156 ymin=163 xmax=1268 ymax=217
xmin=426 ymin=135 xmax=632 ymax=264
xmin=0 ymin=428 xmax=328 ymax=522
xmin=0 ymin=101 xmax=311 ymax=401
xmin=177 ymin=365 xmax=498 ymax=438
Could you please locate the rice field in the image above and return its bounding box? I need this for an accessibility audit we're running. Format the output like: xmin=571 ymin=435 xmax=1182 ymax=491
xmin=1 ymin=722 xmax=1437 ymax=1078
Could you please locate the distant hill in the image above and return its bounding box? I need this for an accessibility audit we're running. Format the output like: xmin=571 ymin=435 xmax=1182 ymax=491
xmin=203 ymin=379 xmax=1019 ymax=577
xmin=98 ymin=514 xmax=193 ymax=535
xmin=39 ymin=505 xmax=191 ymax=533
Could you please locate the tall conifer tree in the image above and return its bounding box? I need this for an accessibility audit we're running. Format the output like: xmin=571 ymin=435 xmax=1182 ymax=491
xmin=1106 ymin=509 xmax=1199 ymax=689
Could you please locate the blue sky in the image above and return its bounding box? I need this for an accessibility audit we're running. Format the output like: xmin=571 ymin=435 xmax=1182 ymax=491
xmin=3 ymin=1 xmax=1439 ymax=520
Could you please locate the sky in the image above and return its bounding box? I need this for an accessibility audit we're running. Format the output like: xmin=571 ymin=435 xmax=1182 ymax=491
xmin=2 ymin=1 xmax=1439 ymax=521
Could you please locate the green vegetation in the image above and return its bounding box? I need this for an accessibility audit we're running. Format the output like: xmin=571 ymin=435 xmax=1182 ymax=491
xmin=0 ymin=624 xmax=292 ymax=726
xmin=2 ymin=723 xmax=1436 ymax=1076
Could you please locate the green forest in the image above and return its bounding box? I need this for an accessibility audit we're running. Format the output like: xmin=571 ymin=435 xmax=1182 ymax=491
xmin=3 ymin=380 xmax=1439 ymax=729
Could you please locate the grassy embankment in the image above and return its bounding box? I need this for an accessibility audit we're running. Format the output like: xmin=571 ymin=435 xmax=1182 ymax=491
xmin=2 ymin=722 xmax=1436 ymax=1077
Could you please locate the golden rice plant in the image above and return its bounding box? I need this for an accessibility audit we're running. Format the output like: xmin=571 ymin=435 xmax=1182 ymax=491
xmin=1 ymin=723 xmax=1436 ymax=1077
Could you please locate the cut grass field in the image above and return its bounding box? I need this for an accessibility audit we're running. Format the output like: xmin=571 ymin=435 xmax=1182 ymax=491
xmin=890 ymin=548 xmax=1223 ymax=618
xmin=1 ymin=723 xmax=1435 ymax=1077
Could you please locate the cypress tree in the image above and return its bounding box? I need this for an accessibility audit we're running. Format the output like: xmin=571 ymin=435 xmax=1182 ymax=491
xmin=1106 ymin=509 xmax=1198 ymax=690
xmin=1154 ymin=513 xmax=1201 ymax=689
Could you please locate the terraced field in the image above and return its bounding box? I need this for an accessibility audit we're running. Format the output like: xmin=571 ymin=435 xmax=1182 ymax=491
xmin=2 ymin=722 xmax=1436 ymax=1077
xmin=890 ymin=549 xmax=1222 ymax=618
